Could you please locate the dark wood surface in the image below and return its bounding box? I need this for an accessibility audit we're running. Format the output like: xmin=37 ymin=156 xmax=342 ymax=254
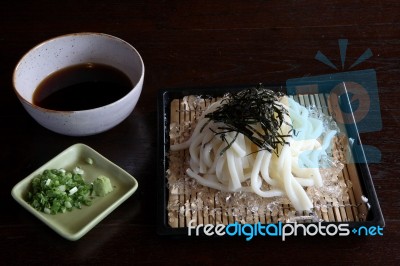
xmin=1 ymin=1 xmax=399 ymax=265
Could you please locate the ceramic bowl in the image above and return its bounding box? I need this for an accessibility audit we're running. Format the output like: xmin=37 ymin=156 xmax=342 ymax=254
xmin=13 ymin=32 xmax=144 ymax=136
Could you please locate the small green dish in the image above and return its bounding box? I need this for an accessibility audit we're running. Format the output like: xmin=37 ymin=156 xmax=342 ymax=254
xmin=11 ymin=143 xmax=138 ymax=241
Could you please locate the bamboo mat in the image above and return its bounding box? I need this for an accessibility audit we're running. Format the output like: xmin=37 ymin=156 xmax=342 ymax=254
xmin=166 ymin=93 xmax=369 ymax=228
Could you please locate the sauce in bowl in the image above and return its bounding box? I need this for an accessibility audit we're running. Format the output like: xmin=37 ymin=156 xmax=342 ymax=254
xmin=33 ymin=63 xmax=133 ymax=111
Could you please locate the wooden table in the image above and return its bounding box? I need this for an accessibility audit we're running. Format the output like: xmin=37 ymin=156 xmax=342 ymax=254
xmin=1 ymin=1 xmax=399 ymax=265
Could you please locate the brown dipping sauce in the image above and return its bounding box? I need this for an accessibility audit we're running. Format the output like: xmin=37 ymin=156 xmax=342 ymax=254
xmin=33 ymin=63 xmax=133 ymax=111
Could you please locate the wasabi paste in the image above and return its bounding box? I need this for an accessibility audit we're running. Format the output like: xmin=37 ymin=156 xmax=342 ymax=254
xmin=93 ymin=175 xmax=113 ymax=196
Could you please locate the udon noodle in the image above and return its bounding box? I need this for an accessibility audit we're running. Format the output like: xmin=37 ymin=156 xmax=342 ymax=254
xmin=170 ymin=94 xmax=337 ymax=211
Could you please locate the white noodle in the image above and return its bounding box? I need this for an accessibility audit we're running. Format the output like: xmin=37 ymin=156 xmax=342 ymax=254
xmin=226 ymin=149 xmax=242 ymax=191
xmin=171 ymin=95 xmax=337 ymax=211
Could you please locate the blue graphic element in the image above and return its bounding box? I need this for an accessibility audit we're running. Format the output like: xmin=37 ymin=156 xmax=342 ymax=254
xmin=315 ymin=50 xmax=338 ymax=70
xmin=350 ymin=48 xmax=373 ymax=69
xmin=315 ymin=39 xmax=373 ymax=70
xmin=286 ymin=39 xmax=382 ymax=164
xmin=287 ymin=69 xmax=381 ymax=133
xmin=339 ymin=39 xmax=348 ymax=69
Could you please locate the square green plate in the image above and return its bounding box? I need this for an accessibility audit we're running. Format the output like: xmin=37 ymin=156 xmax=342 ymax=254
xmin=11 ymin=143 xmax=138 ymax=241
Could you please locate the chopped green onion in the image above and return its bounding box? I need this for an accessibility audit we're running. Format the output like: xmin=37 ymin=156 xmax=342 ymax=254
xmin=69 ymin=186 xmax=78 ymax=195
xmin=73 ymin=166 xmax=84 ymax=175
xmin=28 ymin=168 xmax=93 ymax=215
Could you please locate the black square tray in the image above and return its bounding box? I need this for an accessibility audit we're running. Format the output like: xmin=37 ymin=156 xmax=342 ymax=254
xmin=157 ymin=84 xmax=384 ymax=236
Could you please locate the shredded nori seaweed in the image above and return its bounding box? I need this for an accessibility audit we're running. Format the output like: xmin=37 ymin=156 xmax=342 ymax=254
xmin=203 ymin=84 xmax=292 ymax=155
